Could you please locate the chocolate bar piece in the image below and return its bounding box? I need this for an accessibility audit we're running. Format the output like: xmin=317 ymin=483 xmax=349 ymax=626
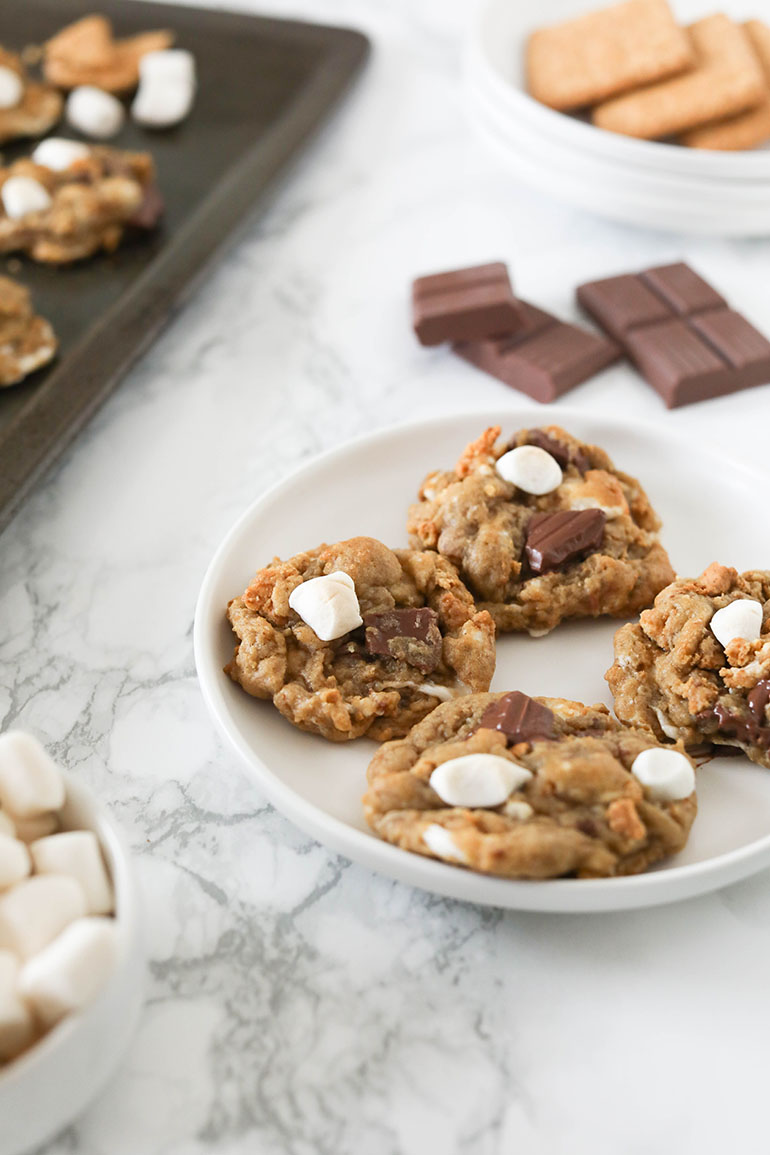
xmin=577 ymin=262 xmax=770 ymax=408
xmin=364 ymin=607 xmax=442 ymax=674
xmin=525 ymin=509 xmax=606 ymax=574
xmin=477 ymin=691 xmax=555 ymax=744
xmin=412 ymin=262 xmax=526 ymax=347
xmin=454 ymin=301 xmax=620 ymax=403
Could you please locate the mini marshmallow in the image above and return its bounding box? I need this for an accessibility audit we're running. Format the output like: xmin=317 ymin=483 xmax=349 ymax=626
xmin=13 ymin=812 xmax=58 ymax=843
xmin=0 ymin=950 xmax=35 ymax=1061
xmin=0 ymin=835 xmax=30 ymax=891
xmin=0 ymin=66 xmax=22 ymax=110
xmin=288 ymin=571 xmax=362 ymax=641
xmin=32 ymin=137 xmax=91 ymax=172
xmin=430 ymin=754 xmax=532 ymax=809
xmin=0 ymin=812 xmax=15 ymax=838
xmin=31 ymin=831 xmax=114 ymax=916
xmin=710 ymin=599 xmax=763 ymax=650
xmin=496 ymin=445 xmax=563 ymax=495
xmin=0 ymin=874 xmax=86 ymax=960
xmin=0 ymin=732 xmax=65 ymax=818
xmin=66 ymin=85 xmax=125 ymax=139
xmin=19 ymin=917 xmax=119 ymax=1028
xmin=138 ymin=49 xmax=196 ymax=88
xmin=1 ymin=176 xmax=52 ymax=220
xmin=132 ymin=81 xmax=195 ymax=128
xmin=422 ymin=824 xmax=467 ymax=863
xmin=631 ymin=748 xmax=695 ymax=803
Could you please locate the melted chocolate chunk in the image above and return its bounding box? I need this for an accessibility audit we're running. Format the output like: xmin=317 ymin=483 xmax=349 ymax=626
xmin=524 ymin=509 xmax=606 ymax=575
xmin=710 ymin=701 xmax=770 ymax=750
xmin=364 ymin=607 xmax=442 ymax=674
xmin=748 ymin=680 xmax=770 ymax=722
xmin=128 ymin=185 xmax=165 ymax=230
xmin=477 ymin=691 xmax=555 ymax=745
xmin=523 ymin=429 xmax=590 ymax=475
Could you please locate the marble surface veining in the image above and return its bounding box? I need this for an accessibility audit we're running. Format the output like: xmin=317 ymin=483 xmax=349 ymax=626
xmin=2 ymin=0 xmax=770 ymax=1151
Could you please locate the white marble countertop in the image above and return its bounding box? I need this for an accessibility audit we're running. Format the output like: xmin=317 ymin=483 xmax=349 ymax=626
xmin=4 ymin=0 xmax=770 ymax=1151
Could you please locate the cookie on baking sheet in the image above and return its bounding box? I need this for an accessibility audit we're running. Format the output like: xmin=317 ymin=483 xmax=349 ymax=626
xmin=593 ymin=15 xmax=765 ymax=140
xmin=363 ymin=691 xmax=697 ymax=879
xmin=225 ymin=536 xmax=496 ymax=743
xmin=407 ymin=424 xmax=674 ymax=635
xmin=526 ymin=0 xmax=692 ymax=112
xmin=607 ymin=563 xmax=770 ymax=769
xmin=0 ymin=48 xmax=62 ymax=146
xmin=681 ymin=20 xmax=770 ymax=151
xmin=0 ymin=276 xmax=57 ymax=387
xmin=0 ymin=145 xmax=159 ymax=264
xmin=44 ymin=15 xmax=173 ymax=92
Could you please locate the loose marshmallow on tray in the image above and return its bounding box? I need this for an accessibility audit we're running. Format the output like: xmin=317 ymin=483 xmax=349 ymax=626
xmin=0 ymin=874 xmax=86 ymax=959
xmin=66 ymin=85 xmax=125 ymax=139
xmin=1 ymin=177 xmax=52 ymax=220
xmin=0 ymin=950 xmax=35 ymax=1061
xmin=30 ymin=831 xmax=114 ymax=916
xmin=132 ymin=49 xmax=196 ymax=128
xmin=288 ymin=571 xmax=363 ymax=641
xmin=0 ymin=733 xmax=65 ymax=818
xmin=19 ymin=917 xmax=119 ymax=1027
xmin=32 ymin=137 xmax=91 ymax=172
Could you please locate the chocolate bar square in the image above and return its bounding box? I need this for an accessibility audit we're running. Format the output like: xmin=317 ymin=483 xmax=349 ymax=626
xmin=577 ymin=262 xmax=770 ymax=408
xmin=412 ymin=262 xmax=527 ymax=347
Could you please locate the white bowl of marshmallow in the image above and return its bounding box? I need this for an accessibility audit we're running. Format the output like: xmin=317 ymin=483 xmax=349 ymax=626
xmin=0 ymin=732 xmax=143 ymax=1155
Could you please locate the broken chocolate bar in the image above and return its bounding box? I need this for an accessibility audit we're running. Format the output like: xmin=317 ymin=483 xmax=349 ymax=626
xmin=454 ymin=300 xmax=620 ymax=403
xmin=364 ymin=607 xmax=442 ymax=674
xmin=577 ymin=263 xmax=770 ymax=408
xmin=412 ymin=262 xmax=526 ymax=347
xmin=477 ymin=691 xmax=555 ymax=744
xmin=525 ymin=509 xmax=606 ymax=575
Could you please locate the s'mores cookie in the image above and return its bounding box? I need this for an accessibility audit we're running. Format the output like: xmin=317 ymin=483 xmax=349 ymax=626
xmin=363 ymin=691 xmax=697 ymax=879
xmin=593 ymin=15 xmax=766 ymax=140
xmin=0 ymin=48 xmax=62 ymax=146
xmin=225 ymin=536 xmax=496 ymax=742
xmin=527 ymin=0 xmax=692 ymax=112
xmin=607 ymin=564 xmax=770 ymax=770
xmin=407 ymin=425 xmax=674 ymax=635
xmin=0 ymin=277 xmax=57 ymax=387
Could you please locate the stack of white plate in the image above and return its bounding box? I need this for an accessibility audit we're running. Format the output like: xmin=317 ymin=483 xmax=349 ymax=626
xmin=465 ymin=0 xmax=770 ymax=235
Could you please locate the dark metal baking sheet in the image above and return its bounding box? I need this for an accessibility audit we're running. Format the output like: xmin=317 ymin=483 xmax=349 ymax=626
xmin=0 ymin=0 xmax=369 ymax=531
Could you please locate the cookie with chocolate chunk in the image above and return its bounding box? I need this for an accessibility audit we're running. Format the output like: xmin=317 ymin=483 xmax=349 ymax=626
xmin=363 ymin=691 xmax=697 ymax=879
xmin=607 ymin=563 xmax=770 ymax=769
xmin=407 ymin=424 xmax=674 ymax=635
xmin=225 ymin=536 xmax=496 ymax=742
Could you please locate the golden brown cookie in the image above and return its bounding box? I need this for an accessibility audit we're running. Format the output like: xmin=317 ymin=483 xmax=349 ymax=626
xmin=363 ymin=691 xmax=697 ymax=879
xmin=225 ymin=536 xmax=496 ymax=742
xmin=0 ymin=47 xmax=62 ymax=146
xmin=44 ymin=14 xmax=173 ymax=93
xmin=681 ymin=21 xmax=770 ymax=151
xmin=527 ymin=0 xmax=692 ymax=112
xmin=607 ymin=564 xmax=770 ymax=769
xmin=407 ymin=425 xmax=674 ymax=635
xmin=593 ymin=15 xmax=765 ymax=140
xmin=0 ymin=276 xmax=56 ymax=386
xmin=0 ymin=146 xmax=157 ymax=264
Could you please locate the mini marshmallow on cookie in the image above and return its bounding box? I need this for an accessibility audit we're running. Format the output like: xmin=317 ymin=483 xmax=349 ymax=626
xmin=560 ymin=470 xmax=630 ymax=519
xmin=430 ymin=753 xmax=532 ymax=808
xmin=132 ymin=49 xmax=196 ymax=128
xmin=1 ymin=176 xmax=52 ymax=220
xmin=288 ymin=571 xmax=363 ymax=641
xmin=496 ymin=445 xmax=563 ymax=494
xmin=710 ymin=599 xmax=764 ymax=650
xmin=0 ymin=67 xmax=22 ymax=111
xmin=32 ymin=137 xmax=91 ymax=172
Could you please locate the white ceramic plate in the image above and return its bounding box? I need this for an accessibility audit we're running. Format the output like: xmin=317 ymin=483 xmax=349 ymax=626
xmin=195 ymin=408 xmax=770 ymax=912
xmin=467 ymin=84 xmax=770 ymax=236
xmin=470 ymin=0 xmax=770 ymax=180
